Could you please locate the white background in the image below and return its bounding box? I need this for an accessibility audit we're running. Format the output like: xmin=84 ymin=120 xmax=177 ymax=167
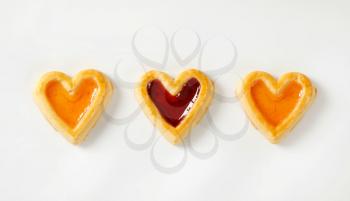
xmin=1 ymin=0 xmax=350 ymax=200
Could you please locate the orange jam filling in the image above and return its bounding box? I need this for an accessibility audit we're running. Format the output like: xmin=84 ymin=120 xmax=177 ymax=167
xmin=45 ymin=79 xmax=98 ymax=128
xmin=251 ymin=80 xmax=302 ymax=127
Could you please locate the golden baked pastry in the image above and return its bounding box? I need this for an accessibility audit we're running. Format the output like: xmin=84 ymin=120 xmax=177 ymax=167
xmin=135 ymin=69 xmax=214 ymax=144
xmin=236 ymin=71 xmax=316 ymax=143
xmin=34 ymin=69 xmax=113 ymax=144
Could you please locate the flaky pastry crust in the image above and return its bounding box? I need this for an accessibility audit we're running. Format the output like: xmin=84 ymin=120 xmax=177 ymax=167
xmin=236 ymin=71 xmax=316 ymax=143
xmin=135 ymin=69 xmax=214 ymax=144
xmin=34 ymin=69 xmax=113 ymax=144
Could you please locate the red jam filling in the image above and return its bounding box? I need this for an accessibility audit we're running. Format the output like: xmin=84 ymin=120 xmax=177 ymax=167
xmin=147 ymin=78 xmax=201 ymax=127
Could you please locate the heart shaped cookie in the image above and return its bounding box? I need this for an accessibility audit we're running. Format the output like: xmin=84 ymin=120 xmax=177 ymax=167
xmin=135 ymin=69 xmax=214 ymax=144
xmin=34 ymin=69 xmax=113 ymax=144
xmin=236 ymin=71 xmax=316 ymax=143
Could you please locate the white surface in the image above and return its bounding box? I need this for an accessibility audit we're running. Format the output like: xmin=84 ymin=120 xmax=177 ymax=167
xmin=1 ymin=0 xmax=350 ymax=200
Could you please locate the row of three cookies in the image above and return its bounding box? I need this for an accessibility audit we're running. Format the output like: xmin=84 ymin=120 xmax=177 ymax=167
xmin=34 ymin=69 xmax=316 ymax=145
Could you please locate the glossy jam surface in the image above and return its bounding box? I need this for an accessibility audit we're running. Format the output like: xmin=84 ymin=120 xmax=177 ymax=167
xmin=147 ymin=78 xmax=201 ymax=127
xmin=45 ymin=79 xmax=98 ymax=128
xmin=251 ymin=80 xmax=302 ymax=127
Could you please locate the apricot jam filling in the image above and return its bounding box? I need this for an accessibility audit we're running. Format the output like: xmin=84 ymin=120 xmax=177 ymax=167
xmin=147 ymin=78 xmax=201 ymax=127
xmin=251 ymin=80 xmax=302 ymax=127
xmin=45 ymin=79 xmax=98 ymax=128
